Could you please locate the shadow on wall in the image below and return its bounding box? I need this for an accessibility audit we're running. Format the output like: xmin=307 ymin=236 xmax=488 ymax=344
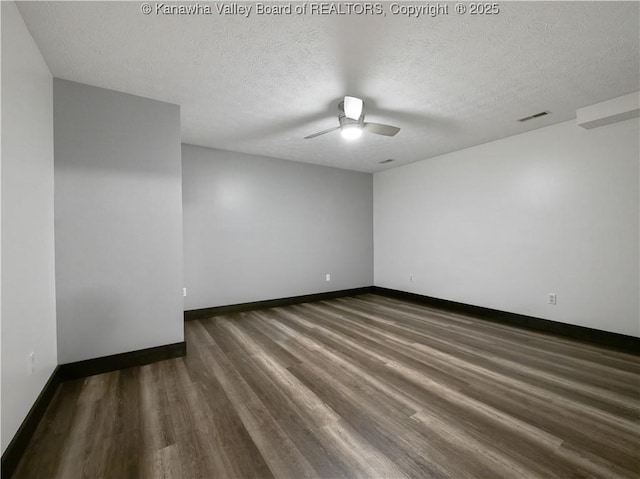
xmin=56 ymin=288 xmax=125 ymax=362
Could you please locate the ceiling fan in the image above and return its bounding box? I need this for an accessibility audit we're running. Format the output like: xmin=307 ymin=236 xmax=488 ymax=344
xmin=304 ymin=96 xmax=400 ymax=140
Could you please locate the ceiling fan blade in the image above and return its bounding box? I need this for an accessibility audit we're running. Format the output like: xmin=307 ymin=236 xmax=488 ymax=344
xmin=363 ymin=122 xmax=400 ymax=136
xmin=344 ymin=96 xmax=363 ymax=120
xmin=304 ymin=126 xmax=340 ymax=139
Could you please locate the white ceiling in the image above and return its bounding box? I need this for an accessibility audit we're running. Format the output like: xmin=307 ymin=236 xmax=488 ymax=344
xmin=17 ymin=1 xmax=640 ymax=173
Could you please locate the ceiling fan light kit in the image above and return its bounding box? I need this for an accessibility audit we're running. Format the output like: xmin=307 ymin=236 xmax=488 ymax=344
xmin=341 ymin=123 xmax=363 ymax=140
xmin=305 ymin=96 xmax=401 ymax=140
xmin=343 ymin=96 xmax=364 ymax=120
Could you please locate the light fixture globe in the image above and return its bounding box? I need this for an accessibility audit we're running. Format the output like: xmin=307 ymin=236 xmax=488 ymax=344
xmin=341 ymin=123 xmax=362 ymax=140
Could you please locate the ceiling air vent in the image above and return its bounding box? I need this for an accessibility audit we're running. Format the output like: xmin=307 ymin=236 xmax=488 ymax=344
xmin=379 ymin=159 xmax=395 ymax=164
xmin=518 ymin=111 xmax=549 ymax=122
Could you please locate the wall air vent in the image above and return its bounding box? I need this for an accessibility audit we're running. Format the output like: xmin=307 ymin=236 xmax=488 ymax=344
xmin=518 ymin=111 xmax=549 ymax=122
xmin=379 ymin=159 xmax=395 ymax=164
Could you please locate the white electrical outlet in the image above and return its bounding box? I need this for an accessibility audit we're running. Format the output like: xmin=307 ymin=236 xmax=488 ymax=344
xmin=410 ymin=275 xmax=414 ymax=283
xmin=28 ymin=352 xmax=35 ymax=375
xmin=325 ymin=274 xmax=331 ymax=282
xmin=549 ymin=293 xmax=557 ymax=305
xmin=183 ymin=287 xmax=187 ymax=297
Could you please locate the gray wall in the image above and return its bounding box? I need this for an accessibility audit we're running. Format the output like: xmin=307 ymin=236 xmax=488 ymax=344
xmin=54 ymin=79 xmax=184 ymax=363
xmin=182 ymin=145 xmax=373 ymax=310
xmin=1 ymin=1 xmax=58 ymax=452
xmin=375 ymin=118 xmax=639 ymax=337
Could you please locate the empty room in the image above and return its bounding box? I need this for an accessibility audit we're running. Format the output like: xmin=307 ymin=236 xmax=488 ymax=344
xmin=2 ymin=1 xmax=639 ymax=478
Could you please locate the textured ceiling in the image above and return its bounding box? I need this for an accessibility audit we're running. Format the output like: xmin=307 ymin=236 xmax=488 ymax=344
xmin=17 ymin=1 xmax=640 ymax=173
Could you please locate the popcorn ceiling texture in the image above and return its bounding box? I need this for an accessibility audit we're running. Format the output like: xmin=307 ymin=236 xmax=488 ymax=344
xmin=18 ymin=1 xmax=639 ymax=172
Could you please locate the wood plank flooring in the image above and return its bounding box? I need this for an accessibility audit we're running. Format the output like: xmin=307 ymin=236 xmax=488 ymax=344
xmin=13 ymin=294 xmax=640 ymax=478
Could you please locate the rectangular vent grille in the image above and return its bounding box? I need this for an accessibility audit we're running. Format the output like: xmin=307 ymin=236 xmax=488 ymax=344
xmin=518 ymin=111 xmax=549 ymax=122
xmin=379 ymin=159 xmax=395 ymax=164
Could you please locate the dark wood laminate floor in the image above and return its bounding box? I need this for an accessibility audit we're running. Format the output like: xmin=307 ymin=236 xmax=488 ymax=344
xmin=13 ymin=294 xmax=640 ymax=479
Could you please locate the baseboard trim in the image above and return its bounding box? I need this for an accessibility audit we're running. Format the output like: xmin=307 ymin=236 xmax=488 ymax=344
xmin=1 ymin=366 xmax=63 ymax=479
xmin=184 ymin=286 xmax=375 ymax=321
xmin=373 ymin=287 xmax=640 ymax=354
xmin=59 ymin=341 xmax=187 ymax=381
xmin=1 ymin=341 xmax=187 ymax=479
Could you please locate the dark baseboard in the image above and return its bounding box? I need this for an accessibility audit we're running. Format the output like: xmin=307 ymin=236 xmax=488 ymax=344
xmin=59 ymin=341 xmax=187 ymax=381
xmin=2 ymin=341 xmax=187 ymax=479
xmin=184 ymin=286 xmax=375 ymax=321
xmin=1 ymin=366 xmax=63 ymax=479
xmin=373 ymin=287 xmax=640 ymax=354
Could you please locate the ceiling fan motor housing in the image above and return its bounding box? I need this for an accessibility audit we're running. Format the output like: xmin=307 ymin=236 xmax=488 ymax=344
xmin=338 ymin=101 xmax=364 ymax=127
